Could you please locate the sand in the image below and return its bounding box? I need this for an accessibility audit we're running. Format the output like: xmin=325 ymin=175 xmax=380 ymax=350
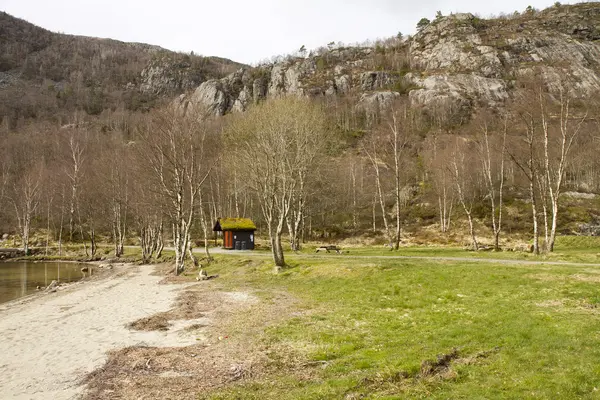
xmin=0 ymin=264 xmax=202 ymax=400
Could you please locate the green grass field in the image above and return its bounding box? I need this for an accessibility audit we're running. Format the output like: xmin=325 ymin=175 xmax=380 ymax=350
xmin=296 ymin=236 xmax=600 ymax=265
xmin=6 ymin=236 xmax=600 ymax=398
xmin=198 ymin=249 xmax=600 ymax=399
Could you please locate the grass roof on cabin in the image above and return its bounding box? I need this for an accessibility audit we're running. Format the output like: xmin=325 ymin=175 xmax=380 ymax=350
xmin=218 ymin=218 xmax=257 ymax=231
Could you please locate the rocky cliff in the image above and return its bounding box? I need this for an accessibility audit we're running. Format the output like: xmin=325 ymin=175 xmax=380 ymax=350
xmin=0 ymin=12 xmax=245 ymax=127
xmin=178 ymin=2 xmax=600 ymax=122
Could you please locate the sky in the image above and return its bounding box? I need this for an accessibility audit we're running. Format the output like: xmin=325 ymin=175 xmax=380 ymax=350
xmin=0 ymin=0 xmax=582 ymax=65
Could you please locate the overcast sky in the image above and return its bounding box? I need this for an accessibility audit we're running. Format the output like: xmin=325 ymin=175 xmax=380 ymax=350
xmin=1 ymin=0 xmax=581 ymax=65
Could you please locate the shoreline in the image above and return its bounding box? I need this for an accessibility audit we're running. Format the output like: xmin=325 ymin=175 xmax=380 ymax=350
xmin=0 ymin=262 xmax=199 ymax=399
xmin=0 ymin=260 xmax=116 ymax=310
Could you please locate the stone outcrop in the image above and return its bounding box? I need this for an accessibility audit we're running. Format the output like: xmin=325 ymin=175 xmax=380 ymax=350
xmin=357 ymin=91 xmax=401 ymax=114
xmin=176 ymin=3 xmax=600 ymax=121
xmin=139 ymin=55 xmax=243 ymax=96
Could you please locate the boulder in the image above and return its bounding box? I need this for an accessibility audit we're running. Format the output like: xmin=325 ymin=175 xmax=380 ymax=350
xmin=360 ymin=72 xmax=398 ymax=91
xmin=357 ymin=91 xmax=401 ymax=113
xmin=45 ymin=280 xmax=59 ymax=293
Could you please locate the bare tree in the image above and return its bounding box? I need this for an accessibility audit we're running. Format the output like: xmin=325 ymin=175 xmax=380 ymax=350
xmin=226 ymin=97 xmax=327 ymax=268
xmin=539 ymin=89 xmax=586 ymax=252
xmin=508 ymin=93 xmax=541 ymax=255
xmin=64 ymin=131 xmax=86 ymax=244
xmin=362 ymin=104 xmax=412 ymax=250
xmin=135 ymin=183 xmax=165 ymax=263
xmin=10 ymin=165 xmax=42 ymax=254
xmin=3 ymin=131 xmax=45 ymax=254
xmin=137 ymin=108 xmax=214 ymax=275
xmin=476 ymin=114 xmax=507 ymax=250
xmin=424 ymin=134 xmax=455 ymax=233
xmin=451 ymin=137 xmax=481 ymax=250
xmin=100 ymin=140 xmax=130 ymax=257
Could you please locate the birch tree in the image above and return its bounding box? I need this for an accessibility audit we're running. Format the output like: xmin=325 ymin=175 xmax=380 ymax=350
xmin=226 ymin=97 xmax=327 ymax=269
xmin=5 ymin=135 xmax=43 ymax=254
xmin=423 ymin=134 xmax=454 ymax=233
xmin=476 ymin=115 xmax=507 ymax=251
xmin=100 ymin=140 xmax=130 ymax=257
xmin=362 ymin=103 xmax=412 ymax=250
xmin=11 ymin=165 xmax=42 ymax=254
xmin=451 ymin=137 xmax=481 ymax=250
xmin=539 ymin=89 xmax=586 ymax=252
xmin=64 ymin=131 xmax=86 ymax=243
xmin=137 ymin=108 xmax=215 ymax=275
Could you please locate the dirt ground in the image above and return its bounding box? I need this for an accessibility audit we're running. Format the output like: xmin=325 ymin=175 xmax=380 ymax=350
xmin=0 ymin=263 xmax=299 ymax=400
xmin=83 ymin=268 xmax=302 ymax=400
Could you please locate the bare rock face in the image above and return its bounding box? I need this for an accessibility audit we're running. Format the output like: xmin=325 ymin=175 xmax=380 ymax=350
xmin=335 ymin=75 xmax=351 ymax=95
xmin=406 ymin=5 xmax=600 ymax=115
xmin=140 ymin=57 xmax=206 ymax=95
xmin=360 ymin=72 xmax=398 ymax=91
xmin=177 ymin=68 xmax=255 ymax=116
xmin=233 ymin=86 xmax=253 ymax=113
xmin=252 ymin=78 xmax=268 ymax=102
xmin=268 ymin=58 xmax=317 ymax=97
xmin=410 ymin=14 xmax=504 ymax=78
xmin=506 ymin=35 xmax=600 ymax=97
xmin=357 ymin=91 xmax=401 ymax=115
xmin=407 ymin=73 xmax=508 ymax=121
xmin=176 ymin=3 xmax=600 ymax=122
xmin=192 ymin=80 xmax=229 ymax=115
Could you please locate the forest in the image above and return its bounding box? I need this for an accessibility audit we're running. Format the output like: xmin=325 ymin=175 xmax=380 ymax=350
xmin=1 ymin=73 xmax=599 ymax=271
xmin=2 ymin=3 xmax=600 ymax=272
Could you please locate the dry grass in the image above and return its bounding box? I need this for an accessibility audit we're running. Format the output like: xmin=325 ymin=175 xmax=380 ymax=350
xmin=83 ymin=279 xmax=311 ymax=400
xmin=126 ymin=288 xmax=209 ymax=332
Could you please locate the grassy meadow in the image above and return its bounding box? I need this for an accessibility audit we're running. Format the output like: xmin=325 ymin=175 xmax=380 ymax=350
xmin=195 ymin=245 xmax=600 ymax=399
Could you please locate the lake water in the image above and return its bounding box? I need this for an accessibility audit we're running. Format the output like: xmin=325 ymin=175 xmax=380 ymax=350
xmin=0 ymin=262 xmax=93 ymax=304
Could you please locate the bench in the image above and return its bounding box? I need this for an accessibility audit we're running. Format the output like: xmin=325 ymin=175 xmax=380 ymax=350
xmin=315 ymin=245 xmax=342 ymax=254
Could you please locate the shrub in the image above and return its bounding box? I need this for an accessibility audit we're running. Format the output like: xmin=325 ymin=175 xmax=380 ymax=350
xmin=416 ymin=18 xmax=431 ymax=31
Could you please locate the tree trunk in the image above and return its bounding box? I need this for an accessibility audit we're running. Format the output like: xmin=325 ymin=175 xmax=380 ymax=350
xmin=465 ymin=211 xmax=479 ymax=251
xmin=529 ymin=176 xmax=540 ymax=255
xmin=155 ymin=222 xmax=164 ymax=259
xmin=23 ymin=214 xmax=30 ymax=255
xmin=45 ymin=194 xmax=52 ymax=256
xmin=372 ymin=194 xmax=377 ymax=233
xmin=58 ymin=190 xmax=65 ymax=257
xmin=90 ymin=226 xmax=97 ymax=257
xmin=268 ymin=218 xmax=286 ymax=270
xmin=272 ymin=234 xmax=285 ymax=269
xmin=198 ymin=192 xmax=212 ymax=261
xmin=351 ymin=165 xmax=358 ymax=231
xmin=187 ymin=241 xmax=199 ymax=267
xmin=548 ymin=201 xmax=559 ymax=252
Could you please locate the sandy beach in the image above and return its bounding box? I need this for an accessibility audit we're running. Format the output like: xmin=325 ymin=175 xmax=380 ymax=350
xmin=0 ymin=264 xmax=201 ymax=400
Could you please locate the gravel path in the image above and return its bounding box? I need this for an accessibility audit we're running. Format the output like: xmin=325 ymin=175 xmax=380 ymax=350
xmin=192 ymin=247 xmax=600 ymax=267
xmin=0 ymin=265 xmax=198 ymax=400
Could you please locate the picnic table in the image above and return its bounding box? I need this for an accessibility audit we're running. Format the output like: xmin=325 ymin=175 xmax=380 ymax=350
xmin=315 ymin=245 xmax=342 ymax=254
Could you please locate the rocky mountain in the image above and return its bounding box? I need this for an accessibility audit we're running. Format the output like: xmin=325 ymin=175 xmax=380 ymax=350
xmin=2 ymin=3 xmax=599 ymax=130
xmin=178 ymin=2 xmax=600 ymax=124
xmin=0 ymin=12 xmax=245 ymax=128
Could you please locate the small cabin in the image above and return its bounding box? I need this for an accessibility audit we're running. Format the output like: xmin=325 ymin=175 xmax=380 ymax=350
xmin=213 ymin=218 xmax=257 ymax=250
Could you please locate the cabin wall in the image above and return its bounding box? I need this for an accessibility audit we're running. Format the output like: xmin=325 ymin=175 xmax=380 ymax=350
xmin=223 ymin=231 xmax=233 ymax=249
xmin=223 ymin=230 xmax=255 ymax=250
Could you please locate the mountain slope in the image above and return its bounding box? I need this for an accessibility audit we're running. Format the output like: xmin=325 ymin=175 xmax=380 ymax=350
xmin=0 ymin=12 xmax=245 ymax=128
xmin=2 ymin=3 xmax=599 ymax=130
xmin=179 ymin=2 xmax=600 ymax=125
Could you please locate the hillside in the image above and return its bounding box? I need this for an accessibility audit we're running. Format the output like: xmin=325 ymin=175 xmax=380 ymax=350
xmin=1 ymin=2 xmax=599 ymax=253
xmin=179 ymin=2 xmax=600 ymax=125
xmin=3 ymin=4 xmax=599 ymax=129
xmin=0 ymin=12 xmax=245 ymax=128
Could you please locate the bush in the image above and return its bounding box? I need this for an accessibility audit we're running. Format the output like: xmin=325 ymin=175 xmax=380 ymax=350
xmin=417 ymin=18 xmax=431 ymax=31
